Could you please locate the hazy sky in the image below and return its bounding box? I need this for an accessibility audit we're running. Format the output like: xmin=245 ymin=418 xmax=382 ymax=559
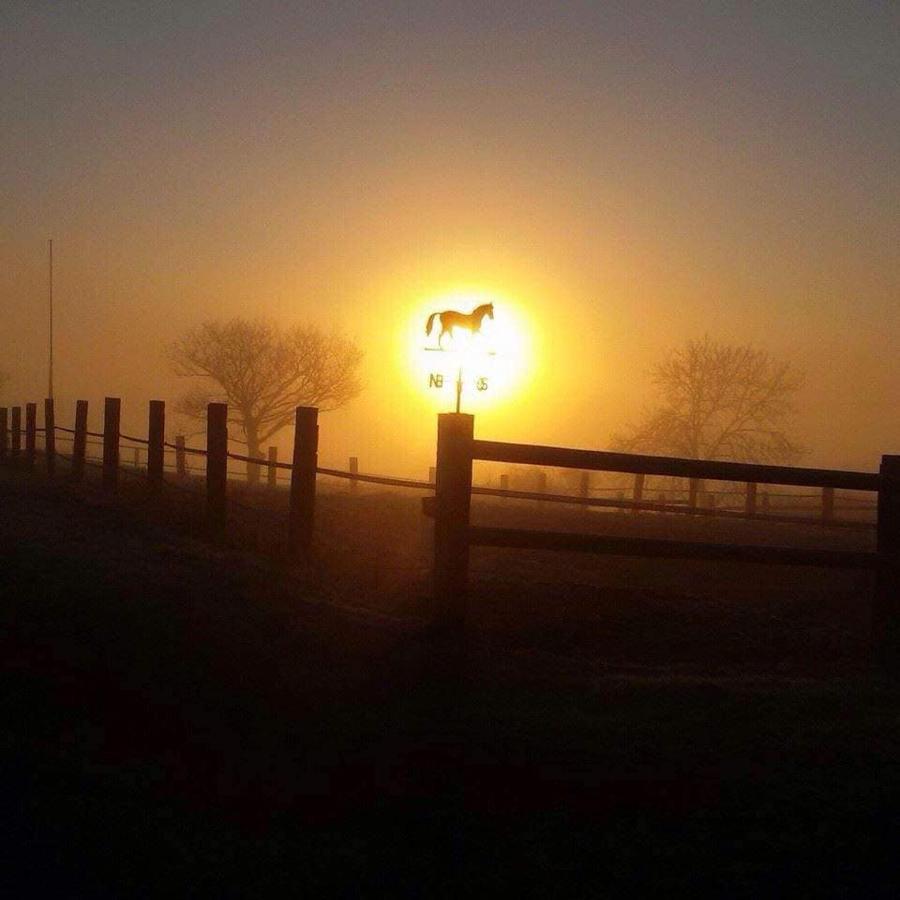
xmin=2 ymin=1 xmax=898 ymax=473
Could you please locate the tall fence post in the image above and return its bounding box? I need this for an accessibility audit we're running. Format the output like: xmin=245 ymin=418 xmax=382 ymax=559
xmin=433 ymin=412 xmax=474 ymax=627
xmin=875 ymin=455 xmax=900 ymax=673
xmin=25 ymin=403 xmax=36 ymax=469
xmin=631 ymin=473 xmax=645 ymax=515
xmin=267 ymin=447 xmax=278 ymax=489
xmin=44 ymin=398 xmax=55 ymax=477
xmin=147 ymin=400 xmax=165 ymax=490
xmin=349 ymin=456 xmax=359 ymax=494
xmin=102 ymin=397 xmax=121 ymax=494
xmin=72 ymin=400 xmax=88 ymax=482
xmin=0 ymin=408 xmax=7 ymax=462
xmin=822 ymin=486 xmax=835 ymax=524
xmin=288 ymin=406 xmax=318 ymax=556
xmin=206 ymin=403 xmax=228 ymax=537
xmin=175 ymin=436 xmax=186 ymax=478
xmin=11 ymin=406 xmax=21 ymax=459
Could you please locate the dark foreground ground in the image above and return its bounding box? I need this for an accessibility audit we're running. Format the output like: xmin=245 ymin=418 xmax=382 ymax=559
xmin=3 ymin=471 xmax=900 ymax=896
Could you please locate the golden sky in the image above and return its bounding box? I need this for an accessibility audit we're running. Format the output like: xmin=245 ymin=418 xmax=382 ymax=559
xmin=2 ymin=3 xmax=898 ymax=474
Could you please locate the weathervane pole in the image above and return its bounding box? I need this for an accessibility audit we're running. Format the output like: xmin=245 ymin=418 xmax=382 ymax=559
xmin=423 ymin=300 xmax=497 ymax=415
xmin=48 ymin=238 xmax=54 ymax=399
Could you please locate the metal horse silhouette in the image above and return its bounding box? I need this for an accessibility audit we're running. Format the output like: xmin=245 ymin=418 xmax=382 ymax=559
xmin=425 ymin=302 xmax=494 ymax=349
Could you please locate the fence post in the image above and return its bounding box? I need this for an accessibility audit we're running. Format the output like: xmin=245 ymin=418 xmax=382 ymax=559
xmin=745 ymin=482 xmax=757 ymax=518
xmin=535 ymin=470 xmax=548 ymax=510
xmin=103 ymin=397 xmax=121 ymax=494
xmin=434 ymin=412 xmax=474 ymax=627
xmin=288 ymin=407 xmax=318 ymax=556
xmin=175 ymin=436 xmax=186 ymax=478
xmin=349 ymin=455 xmax=359 ymax=494
xmin=11 ymin=406 xmax=21 ymax=459
xmin=631 ymin=473 xmax=645 ymax=515
xmin=147 ymin=400 xmax=165 ymax=490
xmin=688 ymin=478 xmax=699 ymax=514
xmin=72 ymin=400 xmax=88 ymax=482
xmin=579 ymin=470 xmax=590 ymax=517
xmin=206 ymin=403 xmax=228 ymax=537
xmin=44 ymin=398 xmax=55 ymax=477
xmin=822 ymin=486 xmax=835 ymax=524
xmin=875 ymin=455 xmax=900 ymax=673
xmin=25 ymin=403 xmax=36 ymax=469
xmin=0 ymin=408 xmax=7 ymax=462
xmin=579 ymin=471 xmax=590 ymax=498
xmin=267 ymin=447 xmax=278 ymax=489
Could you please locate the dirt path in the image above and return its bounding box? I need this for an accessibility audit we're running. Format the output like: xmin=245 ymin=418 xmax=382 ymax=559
xmin=3 ymin=473 xmax=899 ymax=896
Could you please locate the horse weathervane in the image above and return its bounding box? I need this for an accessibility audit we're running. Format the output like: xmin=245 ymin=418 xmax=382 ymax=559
xmin=423 ymin=301 xmax=496 ymax=413
xmin=425 ymin=302 xmax=494 ymax=350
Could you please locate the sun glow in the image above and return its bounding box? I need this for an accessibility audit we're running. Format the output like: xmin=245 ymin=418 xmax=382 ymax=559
xmin=407 ymin=290 xmax=531 ymax=411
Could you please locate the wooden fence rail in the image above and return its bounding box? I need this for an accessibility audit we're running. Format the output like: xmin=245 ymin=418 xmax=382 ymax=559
xmin=1 ymin=400 xmax=895 ymax=667
xmin=469 ymin=526 xmax=877 ymax=570
xmin=471 ymin=438 xmax=880 ymax=492
xmin=434 ymin=413 xmax=896 ymax=669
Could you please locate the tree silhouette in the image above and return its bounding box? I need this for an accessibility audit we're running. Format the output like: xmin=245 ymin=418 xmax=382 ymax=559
xmin=170 ymin=319 xmax=362 ymax=482
xmin=612 ymin=336 xmax=805 ymax=464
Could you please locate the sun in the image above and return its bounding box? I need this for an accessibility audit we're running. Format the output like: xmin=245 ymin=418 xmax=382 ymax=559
xmin=406 ymin=290 xmax=531 ymax=411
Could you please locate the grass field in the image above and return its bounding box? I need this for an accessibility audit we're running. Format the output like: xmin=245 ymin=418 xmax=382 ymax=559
xmin=3 ymin=464 xmax=899 ymax=896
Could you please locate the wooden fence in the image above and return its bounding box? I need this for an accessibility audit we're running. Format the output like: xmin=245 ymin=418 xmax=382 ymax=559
xmin=0 ymin=397 xmax=436 ymax=555
xmin=1 ymin=399 xmax=897 ymax=665
xmin=430 ymin=413 xmax=898 ymax=664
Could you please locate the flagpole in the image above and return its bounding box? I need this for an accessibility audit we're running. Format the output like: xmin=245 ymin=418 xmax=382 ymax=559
xmin=48 ymin=238 xmax=53 ymax=399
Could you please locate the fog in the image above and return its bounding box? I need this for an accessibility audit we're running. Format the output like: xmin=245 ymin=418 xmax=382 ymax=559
xmin=3 ymin=3 xmax=898 ymax=475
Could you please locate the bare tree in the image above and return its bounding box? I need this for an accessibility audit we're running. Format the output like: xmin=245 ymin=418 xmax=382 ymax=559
xmin=612 ymin=336 xmax=805 ymax=465
xmin=169 ymin=319 xmax=362 ymax=482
